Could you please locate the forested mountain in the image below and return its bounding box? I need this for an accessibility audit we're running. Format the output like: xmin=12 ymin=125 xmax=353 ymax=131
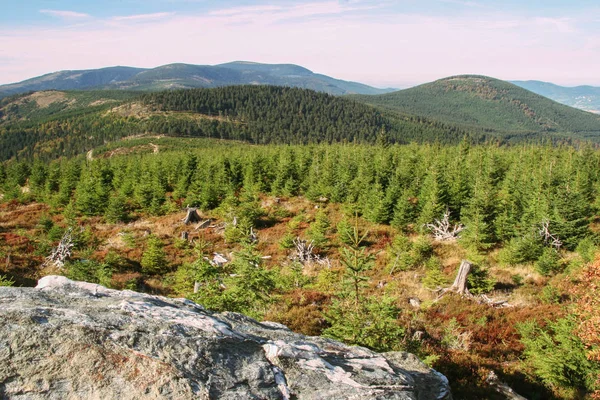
xmin=0 ymin=86 xmax=476 ymax=161
xmin=512 ymin=80 xmax=600 ymax=114
xmin=351 ymin=75 xmax=600 ymax=142
xmin=0 ymin=62 xmax=394 ymax=98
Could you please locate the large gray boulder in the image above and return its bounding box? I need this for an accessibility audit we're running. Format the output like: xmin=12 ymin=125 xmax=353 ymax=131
xmin=0 ymin=276 xmax=452 ymax=399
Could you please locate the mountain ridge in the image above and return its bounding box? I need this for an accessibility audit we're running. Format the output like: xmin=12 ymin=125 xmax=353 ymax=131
xmin=0 ymin=62 xmax=396 ymax=98
xmin=350 ymin=75 xmax=600 ymax=141
xmin=511 ymin=80 xmax=600 ymax=113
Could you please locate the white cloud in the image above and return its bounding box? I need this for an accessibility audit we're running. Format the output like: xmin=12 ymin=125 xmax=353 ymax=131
xmin=0 ymin=2 xmax=597 ymax=87
xmin=111 ymin=12 xmax=176 ymax=22
xmin=39 ymin=9 xmax=91 ymax=19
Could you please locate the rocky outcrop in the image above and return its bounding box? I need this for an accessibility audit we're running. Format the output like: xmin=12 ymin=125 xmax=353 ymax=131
xmin=0 ymin=276 xmax=452 ymax=399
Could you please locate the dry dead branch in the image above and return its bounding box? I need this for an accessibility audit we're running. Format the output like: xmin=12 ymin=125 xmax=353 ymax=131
xmin=43 ymin=228 xmax=75 ymax=269
xmin=291 ymin=237 xmax=330 ymax=267
xmin=486 ymin=371 xmax=527 ymax=400
xmin=293 ymin=237 xmax=317 ymax=264
xmin=425 ymin=209 xmax=464 ymax=241
xmin=538 ymin=219 xmax=562 ymax=249
xmin=194 ymin=219 xmax=211 ymax=230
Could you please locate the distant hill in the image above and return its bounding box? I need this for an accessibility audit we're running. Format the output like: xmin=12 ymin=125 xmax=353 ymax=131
xmin=4 ymin=76 xmax=600 ymax=162
xmin=351 ymin=75 xmax=600 ymax=142
xmin=0 ymin=62 xmax=395 ymax=98
xmin=0 ymin=86 xmax=476 ymax=161
xmin=511 ymin=80 xmax=600 ymax=114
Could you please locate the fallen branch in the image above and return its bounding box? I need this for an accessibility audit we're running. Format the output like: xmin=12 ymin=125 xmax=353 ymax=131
xmin=425 ymin=209 xmax=464 ymax=241
xmin=486 ymin=371 xmax=527 ymax=400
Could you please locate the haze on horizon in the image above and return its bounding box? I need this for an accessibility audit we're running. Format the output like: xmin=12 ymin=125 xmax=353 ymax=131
xmin=1 ymin=0 xmax=599 ymax=88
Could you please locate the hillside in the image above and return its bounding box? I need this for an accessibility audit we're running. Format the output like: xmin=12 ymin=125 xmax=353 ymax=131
xmin=351 ymin=75 xmax=600 ymax=142
xmin=512 ymin=80 xmax=600 ymax=114
xmin=0 ymin=86 xmax=472 ymax=161
xmin=2 ymin=138 xmax=599 ymax=399
xmin=0 ymin=62 xmax=395 ymax=98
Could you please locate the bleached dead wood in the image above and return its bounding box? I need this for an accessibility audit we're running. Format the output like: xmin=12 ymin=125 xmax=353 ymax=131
xmin=182 ymin=208 xmax=201 ymax=225
xmin=486 ymin=371 xmax=527 ymax=400
xmin=425 ymin=209 xmax=464 ymax=241
xmin=449 ymin=260 xmax=472 ymax=295
xmin=293 ymin=238 xmax=317 ymax=264
xmin=249 ymin=227 xmax=258 ymax=244
xmin=538 ymin=219 xmax=562 ymax=249
xmin=436 ymin=259 xmax=512 ymax=308
xmin=292 ymin=237 xmax=330 ymax=267
xmin=43 ymin=228 xmax=75 ymax=269
xmin=212 ymin=253 xmax=229 ymax=266
xmin=194 ymin=219 xmax=211 ymax=230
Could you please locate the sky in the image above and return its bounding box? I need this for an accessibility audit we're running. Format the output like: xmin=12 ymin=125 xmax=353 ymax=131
xmin=1 ymin=0 xmax=599 ymax=88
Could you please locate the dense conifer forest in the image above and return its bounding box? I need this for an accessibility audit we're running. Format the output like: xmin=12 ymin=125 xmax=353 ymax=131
xmin=5 ymin=81 xmax=598 ymax=163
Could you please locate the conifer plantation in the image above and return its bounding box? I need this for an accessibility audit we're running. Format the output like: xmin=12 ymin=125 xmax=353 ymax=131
xmin=2 ymin=134 xmax=600 ymax=398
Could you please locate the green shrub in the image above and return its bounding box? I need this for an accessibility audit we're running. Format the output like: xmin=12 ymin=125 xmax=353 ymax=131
xmin=323 ymin=295 xmax=405 ymax=353
xmin=47 ymin=225 xmax=65 ymax=242
xmin=576 ymin=237 xmax=597 ymax=263
xmin=498 ymin=234 xmax=544 ymax=265
xmin=66 ymin=259 xmax=113 ymax=287
xmin=141 ymin=235 xmax=168 ymax=274
xmin=105 ymin=194 xmax=129 ymax=223
xmin=422 ymin=262 xmax=448 ymax=289
xmin=467 ymin=264 xmax=496 ymax=295
xmin=388 ymin=234 xmax=434 ymax=273
xmin=518 ymin=317 xmax=598 ymax=394
xmin=336 ymin=218 xmax=354 ymax=245
xmin=0 ymin=274 xmax=14 ymax=287
xmin=307 ymin=209 xmax=331 ymax=249
xmin=540 ymin=285 xmax=562 ymax=304
xmin=37 ymin=215 xmax=54 ymax=233
xmin=535 ymin=247 xmax=562 ymax=276
xmin=279 ymin=232 xmax=295 ymax=249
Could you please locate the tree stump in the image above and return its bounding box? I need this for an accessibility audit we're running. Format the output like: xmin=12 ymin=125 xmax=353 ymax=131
xmin=181 ymin=231 xmax=189 ymax=241
xmin=182 ymin=208 xmax=201 ymax=225
xmin=449 ymin=260 xmax=472 ymax=295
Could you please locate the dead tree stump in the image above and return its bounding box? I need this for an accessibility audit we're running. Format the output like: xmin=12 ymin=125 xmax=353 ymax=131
xmin=181 ymin=231 xmax=189 ymax=241
xmin=182 ymin=208 xmax=201 ymax=225
xmin=449 ymin=260 xmax=472 ymax=295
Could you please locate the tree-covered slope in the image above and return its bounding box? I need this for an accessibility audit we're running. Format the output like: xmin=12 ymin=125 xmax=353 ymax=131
xmin=351 ymin=75 xmax=600 ymax=141
xmin=0 ymin=62 xmax=395 ymax=98
xmin=512 ymin=80 xmax=600 ymax=114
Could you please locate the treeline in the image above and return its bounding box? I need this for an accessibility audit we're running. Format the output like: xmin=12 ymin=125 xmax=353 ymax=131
xmin=2 ymin=140 xmax=598 ymax=263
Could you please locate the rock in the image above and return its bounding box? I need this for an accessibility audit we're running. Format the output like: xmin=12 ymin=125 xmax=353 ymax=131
xmin=0 ymin=276 xmax=452 ymax=400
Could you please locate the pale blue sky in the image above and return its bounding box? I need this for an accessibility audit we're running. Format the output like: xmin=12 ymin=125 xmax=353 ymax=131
xmin=1 ymin=0 xmax=599 ymax=87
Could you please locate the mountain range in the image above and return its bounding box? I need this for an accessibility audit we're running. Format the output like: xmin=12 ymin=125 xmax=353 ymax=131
xmin=3 ymin=73 xmax=600 ymax=161
xmin=0 ymin=62 xmax=395 ymax=98
xmin=511 ymin=80 xmax=600 ymax=114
